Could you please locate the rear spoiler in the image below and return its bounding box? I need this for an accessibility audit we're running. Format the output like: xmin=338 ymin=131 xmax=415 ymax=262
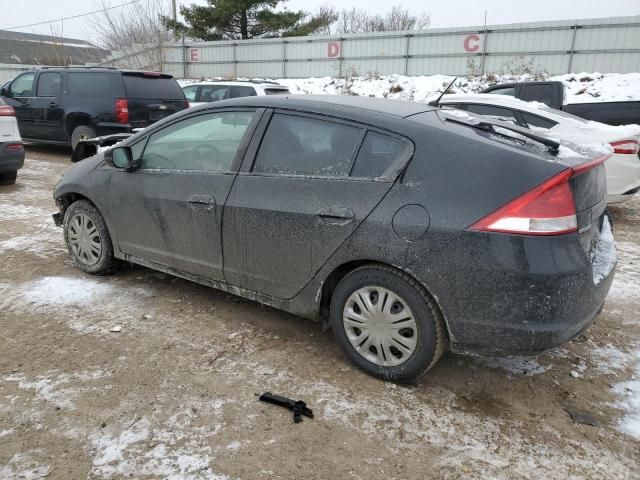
xmin=71 ymin=133 xmax=134 ymax=163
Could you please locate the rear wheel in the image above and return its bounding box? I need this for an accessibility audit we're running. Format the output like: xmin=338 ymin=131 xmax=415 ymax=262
xmin=329 ymin=265 xmax=446 ymax=381
xmin=0 ymin=171 xmax=17 ymax=185
xmin=63 ymin=200 xmax=114 ymax=275
xmin=71 ymin=125 xmax=97 ymax=150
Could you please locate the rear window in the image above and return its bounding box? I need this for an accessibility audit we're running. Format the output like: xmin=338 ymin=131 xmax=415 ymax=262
xmin=67 ymin=73 xmax=118 ymax=97
xmin=122 ymin=75 xmax=184 ymax=99
xmin=229 ymin=86 xmax=257 ymax=98
xmin=521 ymin=112 xmax=558 ymax=130
xmin=264 ymin=88 xmax=290 ymax=95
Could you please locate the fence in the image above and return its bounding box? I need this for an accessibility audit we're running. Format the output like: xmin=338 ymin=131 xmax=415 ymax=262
xmin=157 ymin=15 xmax=640 ymax=79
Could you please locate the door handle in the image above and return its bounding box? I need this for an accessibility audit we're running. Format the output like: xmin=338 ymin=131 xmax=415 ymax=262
xmin=316 ymin=206 xmax=355 ymax=225
xmin=48 ymin=102 xmax=58 ymax=107
xmin=188 ymin=194 xmax=216 ymax=209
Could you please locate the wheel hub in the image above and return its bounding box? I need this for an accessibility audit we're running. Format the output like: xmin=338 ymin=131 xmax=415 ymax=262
xmin=342 ymin=286 xmax=418 ymax=367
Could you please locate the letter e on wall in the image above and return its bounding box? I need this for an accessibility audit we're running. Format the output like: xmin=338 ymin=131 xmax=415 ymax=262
xmin=189 ymin=48 xmax=200 ymax=62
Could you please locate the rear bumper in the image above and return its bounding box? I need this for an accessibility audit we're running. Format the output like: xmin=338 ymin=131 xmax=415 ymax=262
xmin=0 ymin=142 xmax=25 ymax=172
xmin=606 ymin=153 xmax=640 ymax=201
xmin=95 ymin=122 xmax=133 ymax=137
xmin=416 ymin=223 xmax=617 ymax=357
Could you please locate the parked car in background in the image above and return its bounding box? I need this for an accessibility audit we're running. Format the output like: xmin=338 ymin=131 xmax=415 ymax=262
xmin=182 ymin=80 xmax=290 ymax=107
xmin=53 ymin=95 xmax=616 ymax=381
xmin=482 ymin=81 xmax=640 ymax=126
xmin=0 ymin=97 xmax=25 ymax=185
xmin=0 ymin=67 xmax=188 ymax=149
xmin=439 ymin=94 xmax=640 ymax=204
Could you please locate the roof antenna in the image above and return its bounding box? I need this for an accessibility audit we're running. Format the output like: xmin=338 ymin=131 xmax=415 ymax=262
xmin=429 ymin=77 xmax=457 ymax=107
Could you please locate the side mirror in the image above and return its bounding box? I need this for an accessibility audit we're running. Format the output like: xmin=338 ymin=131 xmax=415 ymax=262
xmin=0 ymin=86 xmax=8 ymax=97
xmin=105 ymin=146 xmax=134 ymax=170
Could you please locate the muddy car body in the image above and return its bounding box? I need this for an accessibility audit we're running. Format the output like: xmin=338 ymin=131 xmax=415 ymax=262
xmin=53 ymin=96 xmax=616 ymax=380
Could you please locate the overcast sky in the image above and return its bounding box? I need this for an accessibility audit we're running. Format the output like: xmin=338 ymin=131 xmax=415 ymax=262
xmin=2 ymin=0 xmax=639 ymax=44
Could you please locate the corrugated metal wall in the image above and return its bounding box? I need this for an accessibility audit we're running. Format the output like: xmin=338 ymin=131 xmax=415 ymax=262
xmin=159 ymin=15 xmax=640 ymax=79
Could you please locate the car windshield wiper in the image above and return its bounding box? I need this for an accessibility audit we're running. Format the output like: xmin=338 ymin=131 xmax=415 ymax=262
xmin=445 ymin=116 xmax=560 ymax=155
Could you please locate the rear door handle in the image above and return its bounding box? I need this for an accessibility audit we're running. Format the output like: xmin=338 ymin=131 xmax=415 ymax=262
xmin=188 ymin=194 xmax=216 ymax=210
xmin=48 ymin=102 xmax=58 ymax=107
xmin=316 ymin=206 xmax=355 ymax=225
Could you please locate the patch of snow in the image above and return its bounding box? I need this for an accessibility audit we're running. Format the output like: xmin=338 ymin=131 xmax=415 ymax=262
xmin=89 ymin=416 xmax=228 ymax=479
xmin=557 ymin=144 xmax=586 ymax=159
xmin=225 ymin=441 xmax=242 ymax=450
xmin=0 ymin=428 xmax=14 ymax=438
xmin=611 ymin=349 xmax=640 ymax=440
xmin=592 ymin=216 xmax=617 ymax=285
xmin=590 ymin=344 xmax=633 ymax=375
xmin=20 ymin=276 xmax=114 ymax=307
xmin=0 ymin=452 xmax=50 ymax=480
xmin=4 ymin=370 xmax=109 ymax=410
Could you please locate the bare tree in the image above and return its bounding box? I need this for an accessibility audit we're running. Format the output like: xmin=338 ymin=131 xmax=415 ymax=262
xmin=89 ymin=0 xmax=172 ymax=71
xmin=326 ymin=5 xmax=430 ymax=34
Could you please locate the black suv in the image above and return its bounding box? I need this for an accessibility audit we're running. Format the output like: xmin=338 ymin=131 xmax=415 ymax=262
xmin=0 ymin=67 xmax=188 ymax=148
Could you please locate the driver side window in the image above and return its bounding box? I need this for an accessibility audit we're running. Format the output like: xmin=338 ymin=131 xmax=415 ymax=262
xmin=139 ymin=110 xmax=256 ymax=172
xmin=10 ymin=73 xmax=35 ymax=97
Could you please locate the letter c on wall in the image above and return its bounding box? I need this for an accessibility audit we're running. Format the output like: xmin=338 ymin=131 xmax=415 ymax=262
xmin=463 ymin=34 xmax=481 ymax=53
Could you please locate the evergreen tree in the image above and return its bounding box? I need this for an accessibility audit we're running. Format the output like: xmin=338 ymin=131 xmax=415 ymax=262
xmin=162 ymin=0 xmax=332 ymax=40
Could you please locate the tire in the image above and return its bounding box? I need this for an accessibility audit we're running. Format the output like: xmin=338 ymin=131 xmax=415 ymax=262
xmin=329 ymin=265 xmax=446 ymax=381
xmin=0 ymin=171 xmax=17 ymax=185
xmin=63 ymin=200 xmax=114 ymax=275
xmin=70 ymin=125 xmax=97 ymax=150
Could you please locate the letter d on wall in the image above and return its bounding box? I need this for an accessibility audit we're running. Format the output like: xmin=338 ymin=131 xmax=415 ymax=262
xmin=327 ymin=42 xmax=341 ymax=58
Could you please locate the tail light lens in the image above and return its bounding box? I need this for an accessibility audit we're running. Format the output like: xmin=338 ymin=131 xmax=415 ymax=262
xmin=470 ymin=154 xmax=610 ymax=236
xmin=0 ymin=105 xmax=15 ymax=116
xmin=610 ymin=140 xmax=639 ymax=155
xmin=115 ymin=99 xmax=129 ymax=124
xmin=6 ymin=143 xmax=23 ymax=151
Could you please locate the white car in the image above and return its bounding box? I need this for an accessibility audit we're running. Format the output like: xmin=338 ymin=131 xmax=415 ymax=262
xmin=182 ymin=80 xmax=290 ymax=107
xmin=0 ymin=97 xmax=24 ymax=185
xmin=439 ymin=94 xmax=640 ymax=204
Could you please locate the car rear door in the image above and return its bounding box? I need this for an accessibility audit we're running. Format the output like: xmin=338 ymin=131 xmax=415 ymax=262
xmin=3 ymin=72 xmax=36 ymax=138
xmin=222 ymin=110 xmax=413 ymax=299
xmin=121 ymin=72 xmax=187 ymax=128
xmin=29 ymin=71 xmax=64 ymax=140
xmin=106 ymin=109 xmax=261 ymax=280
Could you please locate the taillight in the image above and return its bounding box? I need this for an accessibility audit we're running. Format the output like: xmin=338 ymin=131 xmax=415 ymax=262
xmin=610 ymin=140 xmax=639 ymax=155
xmin=470 ymin=154 xmax=610 ymax=236
xmin=6 ymin=143 xmax=23 ymax=151
xmin=115 ymin=99 xmax=129 ymax=124
xmin=0 ymin=105 xmax=15 ymax=116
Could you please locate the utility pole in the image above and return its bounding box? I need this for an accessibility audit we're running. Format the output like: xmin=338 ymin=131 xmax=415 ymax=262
xmin=172 ymin=0 xmax=177 ymax=20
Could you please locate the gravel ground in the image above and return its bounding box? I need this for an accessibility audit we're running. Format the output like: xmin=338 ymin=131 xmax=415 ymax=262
xmin=0 ymin=146 xmax=639 ymax=480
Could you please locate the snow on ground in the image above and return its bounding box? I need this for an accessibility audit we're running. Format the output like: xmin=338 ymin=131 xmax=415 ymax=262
xmin=179 ymin=72 xmax=640 ymax=105
xmin=0 ymin=276 xmax=156 ymax=334
xmin=612 ymin=350 xmax=640 ymax=440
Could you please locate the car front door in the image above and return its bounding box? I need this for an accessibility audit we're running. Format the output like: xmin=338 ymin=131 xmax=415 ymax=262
xmin=3 ymin=72 xmax=36 ymax=138
xmin=106 ymin=108 xmax=261 ymax=280
xmin=222 ymin=111 xmax=413 ymax=299
xmin=30 ymin=71 xmax=64 ymax=140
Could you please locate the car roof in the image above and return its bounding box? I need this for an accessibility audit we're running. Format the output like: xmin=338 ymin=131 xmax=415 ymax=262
xmin=191 ymin=94 xmax=437 ymax=118
xmin=184 ymin=81 xmax=288 ymax=88
xmin=440 ymin=93 xmax=566 ymax=118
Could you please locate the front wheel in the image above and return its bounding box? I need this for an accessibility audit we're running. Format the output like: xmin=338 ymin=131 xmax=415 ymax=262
xmin=0 ymin=171 xmax=17 ymax=185
xmin=70 ymin=125 xmax=97 ymax=150
xmin=63 ymin=200 xmax=114 ymax=275
xmin=329 ymin=265 xmax=446 ymax=381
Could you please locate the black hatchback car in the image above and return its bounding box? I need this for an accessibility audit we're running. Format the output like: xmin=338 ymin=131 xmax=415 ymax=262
xmin=52 ymin=96 xmax=616 ymax=380
xmin=1 ymin=67 xmax=188 ymax=149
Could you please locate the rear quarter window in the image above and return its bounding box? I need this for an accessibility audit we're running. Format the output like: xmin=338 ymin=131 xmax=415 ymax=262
xmin=122 ymin=75 xmax=184 ymax=99
xmin=67 ymin=72 xmax=120 ymax=97
xmin=351 ymin=132 xmax=410 ymax=179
